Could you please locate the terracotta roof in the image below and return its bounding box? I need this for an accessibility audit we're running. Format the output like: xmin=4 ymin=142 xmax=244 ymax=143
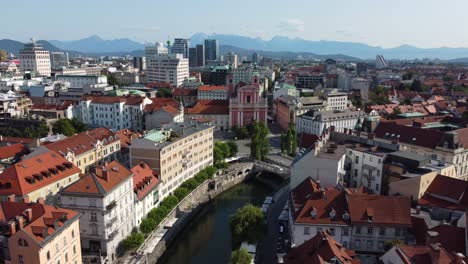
xmin=173 ymin=88 xmax=197 ymax=96
xmin=374 ymin=122 xmax=446 ymax=149
xmin=0 ymin=143 xmax=29 ymax=160
xmin=115 ymin=129 xmax=141 ymax=148
xmin=419 ymin=175 xmax=468 ymax=211
xmin=348 ymin=194 xmax=411 ymax=226
xmin=430 ymin=225 xmax=466 ymax=254
xmin=198 ymin=85 xmax=226 ymax=91
xmin=186 ymin=100 xmax=229 ymax=115
xmin=0 ymin=136 xmax=34 ymax=144
xmin=86 ymin=127 xmax=119 ymax=146
xmin=0 ymin=151 xmax=80 ymax=196
xmin=60 ymin=161 xmax=132 ymax=195
xmin=144 ymin=98 xmax=181 ymax=116
xmin=299 ymin=133 xmax=320 ymax=149
xmin=395 ymin=245 xmax=455 ymax=264
xmin=0 ymin=201 xmax=79 ymax=244
xmin=45 ymin=133 xmax=97 ymax=156
xmin=145 ymin=82 xmax=173 ymax=88
xmin=284 ymin=231 xmax=359 ymax=264
xmin=131 ymin=162 xmax=159 ymax=201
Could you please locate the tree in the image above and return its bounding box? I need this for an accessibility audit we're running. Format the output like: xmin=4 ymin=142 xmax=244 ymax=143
xmin=291 ymin=127 xmax=298 ymax=156
xmin=250 ymin=122 xmax=269 ymax=161
xmin=229 ymin=204 xmax=266 ymax=247
xmin=410 ymin=80 xmax=424 ymax=92
xmin=227 ymin=141 xmax=238 ymax=157
xmin=280 ymin=133 xmax=287 ymax=154
xmin=463 ymin=111 xmax=468 ymax=121
xmin=52 ymin=119 xmax=76 ymax=136
xmin=285 ymin=129 xmax=292 ymax=155
xmin=216 ymin=141 xmax=231 ymax=158
xmin=389 ymin=107 xmax=402 ymax=119
xmin=181 ymin=178 xmax=199 ymax=191
xmin=157 ymin=88 xmax=172 ymax=98
xmin=230 ymin=248 xmax=252 ymax=264
xmin=174 ymin=187 xmax=190 ymax=200
xmin=106 ymin=73 xmax=119 ymax=86
xmin=403 ymin=97 xmax=412 ymax=105
xmin=140 ymin=218 xmax=157 ymax=234
xmin=160 ymin=195 xmax=179 ymax=211
xmin=214 ymin=147 xmax=224 ymax=164
xmin=123 ymin=232 xmax=144 ymax=250
xmin=70 ymin=118 xmax=87 ymax=133
xmin=0 ymin=50 xmax=7 ymax=62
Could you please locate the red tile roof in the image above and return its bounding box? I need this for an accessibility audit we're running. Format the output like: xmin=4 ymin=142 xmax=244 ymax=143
xmin=144 ymin=98 xmax=181 ymax=116
xmin=0 ymin=143 xmax=29 ymax=160
xmin=186 ymin=100 xmax=229 ymax=115
xmin=348 ymin=194 xmax=411 ymax=226
xmin=145 ymin=82 xmax=173 ymax=89
xmin=86 ymin=127 xmax=119 ymax=146
xmin=131 ymin=162 xmax=159 ymax=201
xmin=173 ymin=88 xmax=197 ymax=96
xmin=0 ymin=201 xmax=79 ymax=244
xmin=45 ymin=133 xmax=97 ymax=156
xmin=198 ymin=85 xmax=226 ymax=91
xmin=285 ymin=231 xmax=359 ymax=264
xmin=115 ymin=129 xmax=141 ymax=148
xmin=0 ymin=151 xmax=80 ymax=196
xmin=374 ymin=122 xmax=446 ymax=149
xmin=395 ymin=245 xmax=455 ymax=264
xmin=430 ymin=224 xmax=466 ymax=254
xmin=419 ymin=175 xmax=468 ymax=211
xmin=0 ymin=136 xmax=34 ymax=145
xmin=60 ymin=161 xmax=132 ymax=195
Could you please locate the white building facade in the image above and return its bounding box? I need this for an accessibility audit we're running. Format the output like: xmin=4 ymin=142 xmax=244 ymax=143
xmin=146 ymin=53 xmax=189 ymax=87
xmin=296 ymin=109 xmax=363 ymax=136
xmin=19 ymin=39 xmax=51 ymax=77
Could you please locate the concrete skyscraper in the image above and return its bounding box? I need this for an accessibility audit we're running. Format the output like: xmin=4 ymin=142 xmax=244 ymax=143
xmin=19 ymin=38 xmax=51 ymax=76
xmin=172 ymin=38 xmax=190 ymax=58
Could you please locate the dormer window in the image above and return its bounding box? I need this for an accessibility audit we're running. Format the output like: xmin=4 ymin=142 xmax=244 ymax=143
xmin=329 ymin=208 xmax=336 ymax=219
xmin=310 ymin=207 xmax=317 ymax=218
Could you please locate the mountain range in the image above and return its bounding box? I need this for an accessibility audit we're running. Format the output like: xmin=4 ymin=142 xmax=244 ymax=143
xmin=2 ymin=33 xmax=468 ymax=61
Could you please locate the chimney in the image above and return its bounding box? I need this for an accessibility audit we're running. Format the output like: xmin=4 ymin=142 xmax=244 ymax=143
xmin=454 ymin=253 xmax=466 ymax=264
xmin=37 ymin=197 xmax=45 ymax=204
xmin=429 ymin=243 xmax=441 ymax=264
xmin=22 ymin=196 xmax=30 ymax=203
xmin=102 ymin=168 xmax=109 ymax=181
xmin=8 ymin=221 xmax=16 ymax=235
xmin=24 ymin=208 xmax=32 ymax=222
xmin=16 ymin=216 xmax=25 ymax=229
xmin=7 ymin=194 xmax=15 ymax=202
xmin=426 ymin=231 xmax=439 ymax=245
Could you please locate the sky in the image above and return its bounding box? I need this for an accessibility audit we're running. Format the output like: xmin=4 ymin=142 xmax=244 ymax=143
xmin=2 ymin=0 xmax=468 ymax=49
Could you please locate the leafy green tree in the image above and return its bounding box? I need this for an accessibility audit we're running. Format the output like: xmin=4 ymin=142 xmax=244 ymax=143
xmin=148 ymin=206 xmax=169 ymax=224
xmin=286 ymin=129 xmax=292 ymax=155
xmin=70 ymin=118 xmax=87 ymax=132
xmin=52 ymin=119 xmax=76 ymax=136
xmin=160 ymin=195 xmax=179 ymax=210
xmin=214 ymin=147 xmax=224 ymax=164
xmin=280 ymin=133 xmax=287 ymax=154
xmin=410 ymin=80 xmax=424 ymax=92
xmin=250 ymin=122 xmax=269 ymax=161
xmin=123 ymin=232 xmax=145 ymax=250
xmin=291 ymin=127 xmax=298 ymax=156
xmin=227 ymin=141 xmax=238 ymax=157
xmin=230 ymin=248 xmax=252 ymax=264
xmin=157 ymin=88 xmax=172 ymax=98
xmin=36 ymin=122 xmax=50 ymax=137
xmin=229 ymin=204 xmax=266 ymax=247
xmin=215 ymin=162 xmax=228 ymax=169
xmin=204 ymin=166 xmax=217 ymax=178
xmin=140 ymin=218 xmax=157 ymax=234
xmin=181 ymin=178 xmax=199 ymax=190
xmin=107 ymin=73 xmax=119 ymax=86
xmin=174 ymin=187 xmax=190 ymax=200
xmin=216 ymin=141 xmax=231 ymax=158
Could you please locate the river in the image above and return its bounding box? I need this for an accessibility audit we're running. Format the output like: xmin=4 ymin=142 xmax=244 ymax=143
xmin=158 ymin=174 xmax=282 ymax=264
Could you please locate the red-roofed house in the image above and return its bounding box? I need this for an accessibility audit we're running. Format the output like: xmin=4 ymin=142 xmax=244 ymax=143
xmin=59 ymin=160 xmax=135 ymax=263
xmin=380 ymin=244 xmax=462 ymax=264
xmin=197 ymin=85 xmax=227 ymax=100
xmin=0 ymin=151 xmax=80 ymax=204
xmin=290 ymin=177 xmax=411 ymax=252
xmin=186 ymin=100 xmax=229 ymax=131
xmin=0 ymin=143 xmax=29 ymax=166
xmin=0 ymin=201 xmax=82 ymax=264
xmin=285 ymin=230 xmax=360 ymax=264
xmin=173 ymin=88 xmax=197 ymax=106
xmin=144 ymin=98 xmax=183 ymax=130
xmin=131 ymin=162 xmax=159 ymax=225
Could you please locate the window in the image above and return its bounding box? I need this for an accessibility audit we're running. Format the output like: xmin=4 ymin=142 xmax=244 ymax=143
xmin=343 ymin=241 xmax=348 ymax=248
xmin=354 ymin=169 xmax=358 ymax=177
xmin=55 ymin=243 xmax=59 ymax=252
xmin=329 ymin=228 xmax=335 ymax=235
xmin=73 ymin=245 xmax=76 ymax=255
xmin=47 ymin=251 xmax=51 ymax=259
xmin=18 ymin=239 xmax=23 ymax=247
xmin=368 ymin=227 xmax=373 ymax=235
xmin=355 ymin=240 xmax=361 ymax=248
xmin=343 ymin=228 xmax=349 ymax=236
xmin=367 ymin=240 xmax=373 ymax=248
xmin=18 ymin=255 xmax=24 ymax=264
xmin=379 ymin=227 xmax=385 ymax=236
xmin=378 ymin=241 xmax=384 ymax=249
xmin=304 ymin=226 xmax=310 ymax=235
xmin=316 ymin=227 xmax=322 ymax=234
xmin=355 ymin=156 xmax=359 ymax=164
xmin=91 ymin=212 xmax=97 ymax=221
xmin=92 ymin=226 xmax=98 ymax=235
xmin=356 ymin=227 xmax=361 ymax=234
xmin=65 ymin=253 xmax=68 ymax=262
xmin=63 ymin=237 xmax=67 ymax=245
xmin=72 ymin=230 xmax=75 ymax=238
xmin=395 ymin=228 xmax=401 ymax=236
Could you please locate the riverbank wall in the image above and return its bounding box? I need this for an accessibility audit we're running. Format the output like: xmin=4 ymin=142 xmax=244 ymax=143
xmin=142 ymin=162 xmax=255 ymax=263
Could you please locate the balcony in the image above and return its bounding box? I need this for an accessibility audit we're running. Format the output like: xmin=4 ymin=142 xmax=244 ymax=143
xmin=107 ymin=229 xmax=119 ymax=241
xmin=106 ymin=200 xmax=117 ymax=211
xmin=105 ymin=216 xmax=118 ymax=228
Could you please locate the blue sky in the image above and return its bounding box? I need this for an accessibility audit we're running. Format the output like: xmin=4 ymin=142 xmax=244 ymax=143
xmin=2 ymin=0 xmax=467 ymax=48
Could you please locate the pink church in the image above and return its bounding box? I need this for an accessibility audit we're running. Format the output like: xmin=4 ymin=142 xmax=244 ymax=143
xmin=228 ymin=72 xmax=268 ymax=128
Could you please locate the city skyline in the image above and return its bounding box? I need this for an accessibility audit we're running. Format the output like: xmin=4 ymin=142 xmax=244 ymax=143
xmin=3 ymin=0 xmax=468 ymax=49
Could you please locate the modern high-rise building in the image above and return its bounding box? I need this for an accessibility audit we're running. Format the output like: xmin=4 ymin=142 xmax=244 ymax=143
xmin=375 ymin=54 xmax=388 ymax=69
xmin=50 ymin=51 xmax=69 ymax=69
xmin=196 ymin=44 xmax=205 ymax=66
xmin=224 ymin=52 xmax=238 ymax=69
xmin=189 ymin=48 xmax=197 ymax=68
xmin=204 ymin=39 xmax=219 ymax=62
xmin=19 ymin=38 xmax=51 ymax=77
xmin=133 ymin=56 xmax=146 ymax=71
xmin=252 ymin=52 xmax=260 ymax=64
xmin=172 ymin=38 xmax=190 ymax=58
xmin=146 ymin=53 xmax=189 ymax=86
xmin=145 ymin=42 xmax=169 ymax=60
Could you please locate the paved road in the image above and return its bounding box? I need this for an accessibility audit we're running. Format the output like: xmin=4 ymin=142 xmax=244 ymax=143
xmin=258 ymin=185 xmax=290 ymax=264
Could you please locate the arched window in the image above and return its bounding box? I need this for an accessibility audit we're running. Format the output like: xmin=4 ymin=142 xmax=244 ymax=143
xmin=18 ymin=239 xmax=23 ymax=247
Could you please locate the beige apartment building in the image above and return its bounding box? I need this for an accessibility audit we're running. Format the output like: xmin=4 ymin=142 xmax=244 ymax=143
xmin=1 ymin=200 xmax=82 ymax=264
xmin=130 ymin=121 xmax=214 ymax=199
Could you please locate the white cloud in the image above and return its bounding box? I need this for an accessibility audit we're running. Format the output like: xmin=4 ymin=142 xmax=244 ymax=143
xmin=277 ymin=19 xmax=305 ymax=32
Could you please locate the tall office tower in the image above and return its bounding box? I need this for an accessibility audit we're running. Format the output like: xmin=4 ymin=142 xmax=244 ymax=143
xmin=146 ymin=53 xmax=189 ymax=87
xmin=252 ymin=52 xmax=259 ymax=64
xmin=196 ymin=44 xmax=205 ymax=67
xmin=145 ymin=42 xmax=169 ymax=60
xmin=19 ymin=38 xmax=51 ymax=76
xmin=50 ymin=51 xmax=69 ymax=69
xmin=133 ymin=56 xmax=147 ymax=71
xmin=356 ymin=62 xmax=368 ymax=76
xmin=189 ymin=48 xmax=197 ymax=68
xmin=375 ymin=54 xmax=388 ymax=69
xmin=172 ymin=38 xmax=190 ymax=58
xmin=224 ymin=52 xmax=238 ymax=69
xmin=204 ymin=39 xmax=219 ymax=62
